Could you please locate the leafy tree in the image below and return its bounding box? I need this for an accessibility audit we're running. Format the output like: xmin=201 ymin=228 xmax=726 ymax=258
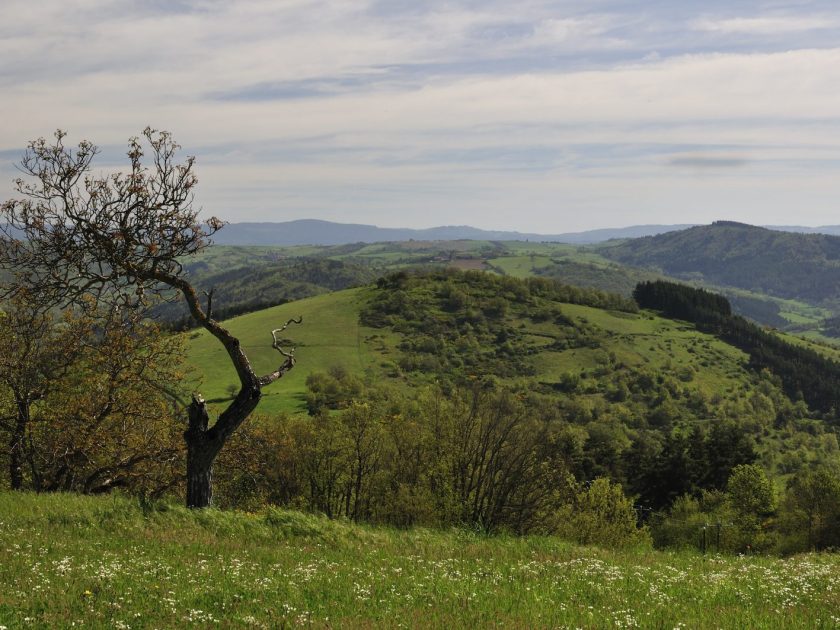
xmin=304 ymin=366 xmax=364 ymax=414
xmin=29 ymin=313 xmax=185 ymax=495
xmin=552 ymin=478 xmax=651 ymax=549
xmin=0 ymin=294 xmax=88 ymax=489
xmin=778 ymin=466 xmax=840 ymax=551
xmin=0 ymin=129 xmax=300 ymax=507
xmin=0 ymin=297 xmax=185 ymax=495
xmin=726 ymin=464 xmax=776 ymax=551
xmin=727 ymin=464 xmax=775 ymax=518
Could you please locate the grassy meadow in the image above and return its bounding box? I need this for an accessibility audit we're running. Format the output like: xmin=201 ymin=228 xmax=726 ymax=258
xmin=2 ymin=491 xmax=840 ymax=629
xmin=185 ymin=284 xmax=755 ymax=415
xmin=185 ymin=287 xmax=387 ymax=414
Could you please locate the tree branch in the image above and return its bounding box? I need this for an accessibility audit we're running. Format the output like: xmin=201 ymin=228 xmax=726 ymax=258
xmin=258 ymin=317 xmax=303 ymax=385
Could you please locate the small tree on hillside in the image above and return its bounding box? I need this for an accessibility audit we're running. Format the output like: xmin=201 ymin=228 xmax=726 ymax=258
xmin=0 ymin=128 xmax=300 ymax=507
xmin=726 ymin=463 xmax=776 ymax=551
xmin=0 ymin=293 xmax=88 ymax=489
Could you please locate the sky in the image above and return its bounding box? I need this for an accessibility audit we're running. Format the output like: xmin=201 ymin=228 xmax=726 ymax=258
xmin=2 ymin=0 xmax=840 ymax=233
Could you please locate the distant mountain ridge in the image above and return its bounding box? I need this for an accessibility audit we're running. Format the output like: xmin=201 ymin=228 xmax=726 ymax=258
xmin=600 ymin=221 xmax=840 ymax=303
xmin=208 ymin=219 xmax=840 ymax=247
xmin=209 ymin=219 xmax=697 ymax=246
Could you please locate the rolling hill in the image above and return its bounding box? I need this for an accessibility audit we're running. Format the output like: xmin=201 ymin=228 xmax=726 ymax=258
xmin=208 ymin=219 xmax=697 ymax=246
xmin=600 ymin=221 xmax=840 ymax=304
xmin=174 ymin=235 xmax=833 ymax=333
xmin=207 ymin=219 xmax=840 ymax=247
xmin=186 ymin=278 xmax=742 ymax=415
xmin=184 ymin=270 xmax=840 ymax=497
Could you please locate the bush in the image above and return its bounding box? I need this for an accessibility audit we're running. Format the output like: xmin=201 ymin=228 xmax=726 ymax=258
xmin=552 ymin=478 xmax=651 ymax=549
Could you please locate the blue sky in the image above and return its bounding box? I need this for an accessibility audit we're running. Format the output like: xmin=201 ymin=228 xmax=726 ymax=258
xmin=2 ymin=0 xmax=840 ymax=232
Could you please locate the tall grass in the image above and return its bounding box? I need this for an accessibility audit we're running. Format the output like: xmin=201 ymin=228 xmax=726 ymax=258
xmin=1 ymin=491 xmax=840 ymax=628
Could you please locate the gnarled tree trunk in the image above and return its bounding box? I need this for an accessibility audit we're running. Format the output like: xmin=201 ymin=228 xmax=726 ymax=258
xmin=8 ymin=398 xmax=30 ymax=490
xmin=149 ymin=271 xmax=300 ymax=508
xmin=184 ymin=395 xmax=219 ymax=508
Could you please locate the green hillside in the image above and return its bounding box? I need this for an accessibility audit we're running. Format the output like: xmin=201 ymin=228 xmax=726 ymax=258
xmin=185 ymin=287 xmax=385 ymax=414
xmin=185 ymin=270 xmax=840 ymax=494
xmin=186 ymin=274 xmax=750 ymax=415
xmin=601 ymin=221 xmax=840 ymax=305
xmin=178 ymin=235 xmax=836 ymax=334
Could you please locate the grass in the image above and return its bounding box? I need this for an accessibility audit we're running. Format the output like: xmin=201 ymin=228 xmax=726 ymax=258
xmin=185 ymin=285 xmax=758 ymax=416
xmin=2 ymin=491 xmax=840 ymax=628
xmin=488 ymin=255 xmax=553 ymax=278
xmin=185 ymin=287 xmax=384 ymax=414
xmin=521 ymin=303 xmax=750 ymax=394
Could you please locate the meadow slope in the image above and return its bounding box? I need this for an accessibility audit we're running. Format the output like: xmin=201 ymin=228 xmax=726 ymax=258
xmin=185 ymin=283 xmax=754 ymax=416
xmin=2 ymin=492 xmax=840 ymax=629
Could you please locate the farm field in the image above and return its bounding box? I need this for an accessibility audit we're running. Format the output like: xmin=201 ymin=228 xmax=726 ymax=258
xmin=2 ymin=491 xmax=840 ymax=629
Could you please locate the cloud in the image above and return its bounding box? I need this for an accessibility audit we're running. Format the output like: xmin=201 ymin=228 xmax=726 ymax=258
xmin=694 ymin=16 xmax=838 ymax=35
xmin=667 ymin=156 xmax=749 ymax=168
xmin=3 ymin=1 xmax=840 ymax=231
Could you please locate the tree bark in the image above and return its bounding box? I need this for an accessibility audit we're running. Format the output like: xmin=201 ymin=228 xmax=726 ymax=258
xmin=184 ymin=395 xmax=217 ymax=508
xmin=186 ymin=442 xmax=215 ymax=508
xmin=9 ymin=399 xmax=30 ymax=490
xmin=151 ymin=270 xmax=298 ymax=508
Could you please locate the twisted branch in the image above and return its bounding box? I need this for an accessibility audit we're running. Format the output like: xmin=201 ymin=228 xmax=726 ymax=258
xmin=258 ymin=317 xmax=302 ymax=386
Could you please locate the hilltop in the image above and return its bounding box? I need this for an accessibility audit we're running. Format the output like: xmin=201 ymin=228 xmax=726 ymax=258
xmin=601 ymin=221 xmax=840 ymax=304
xmin=206 ymin=219 xmax=840 ymax=247
xmin=173 ymin=229 xmax=840 ymax=335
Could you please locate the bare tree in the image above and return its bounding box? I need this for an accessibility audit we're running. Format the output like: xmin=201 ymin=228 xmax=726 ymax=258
xmin=0 ymin=128 xmax=300 ymax=507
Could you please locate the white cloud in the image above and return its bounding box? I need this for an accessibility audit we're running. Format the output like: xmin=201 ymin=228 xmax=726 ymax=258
xmin=3 ymin=1 xmax=840 ymax=231
xmin=694 ymin=16 xmax=838 ymax=35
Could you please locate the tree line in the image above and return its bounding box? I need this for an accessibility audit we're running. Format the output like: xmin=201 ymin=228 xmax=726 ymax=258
xmin=634 ymin=280 xmax=840 ymax=420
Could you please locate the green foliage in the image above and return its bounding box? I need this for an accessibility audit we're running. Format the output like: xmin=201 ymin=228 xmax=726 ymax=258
xmin=634 ymin=279 xmax=840 ymax=420
xmin=727 ymin=464 xmax=777 ymax=552
xmin=650 ymin=491 xmax=733 ymax=551
xmin=0 ymin=304 xmax=185 ymax=496
xmin=179 ymin=268 xmax=840 ymax=552
xmin=605 ymin=221 xmax=840 ymax=304
xmin=361 ymin=268 xmax=635 ymax=382
xmin=777 ymin=466 xmax=840 ymax=552
xmin=728 ymin=464 xmax=776 ymax=518
xmin=624 ymin=420 xmax=757 ymax=512
xmin=264 ymin=383 xmax=570 ymax=533
xmin=537 ymin=258 xmax=663 ymax=297
xmin=551 ymin=478 xmax=651 ymax=549
xmin=634 ymin=280 xmax=732 ymax=322
xmin=304 ymin=365 xmax=365 ymax=413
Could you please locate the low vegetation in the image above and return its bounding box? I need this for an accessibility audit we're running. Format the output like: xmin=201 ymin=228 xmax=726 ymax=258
xmin=178 ymin=270 xmax=840 ymax=555
xmin=3 ymin=491 xmax=840 ymax=629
